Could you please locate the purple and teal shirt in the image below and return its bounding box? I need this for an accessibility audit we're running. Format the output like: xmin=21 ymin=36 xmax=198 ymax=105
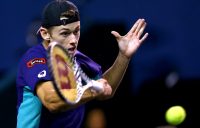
xmin=16 ymin=43 xmax=102 ymax=128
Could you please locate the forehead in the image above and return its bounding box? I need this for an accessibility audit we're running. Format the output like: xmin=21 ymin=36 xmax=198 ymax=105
xmin=51 ymin=21 xmax=80 ymax=31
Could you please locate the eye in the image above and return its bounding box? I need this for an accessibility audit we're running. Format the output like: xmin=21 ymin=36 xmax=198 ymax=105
xmin=60 ymin=31 xmax=71 ymax=36
xmin=73 ymin=29 xmax=80 ymax=35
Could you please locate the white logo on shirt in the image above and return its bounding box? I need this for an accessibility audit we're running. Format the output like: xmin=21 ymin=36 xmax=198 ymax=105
xmin=38 ymin=70 xmax=46 ymax=78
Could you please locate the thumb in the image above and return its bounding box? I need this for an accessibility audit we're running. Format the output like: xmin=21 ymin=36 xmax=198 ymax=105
xmin=111 ymin=31 xmax=121 ymax=39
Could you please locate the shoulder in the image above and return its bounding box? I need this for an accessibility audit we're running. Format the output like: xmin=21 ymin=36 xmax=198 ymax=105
xmin=18 ymin=44 xmax=47 ymax=67
xmin=25 ymin=44 xmax=46 ymax=57
xmin=21 ymin=44 xmax=46 ymax=59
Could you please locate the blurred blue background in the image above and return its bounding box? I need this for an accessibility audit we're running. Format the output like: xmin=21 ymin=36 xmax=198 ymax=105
xmin=0 ymin=0 xmax=200 ymax=127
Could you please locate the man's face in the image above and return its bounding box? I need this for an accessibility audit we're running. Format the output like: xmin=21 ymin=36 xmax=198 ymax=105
xmin=49 ymin=21 xmax=80 ymax=56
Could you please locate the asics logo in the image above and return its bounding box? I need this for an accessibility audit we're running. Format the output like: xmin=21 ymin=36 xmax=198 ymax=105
xmin=38 ymin=70 xmax=46 ymax=78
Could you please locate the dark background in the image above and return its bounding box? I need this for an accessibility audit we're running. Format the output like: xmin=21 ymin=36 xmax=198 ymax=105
xmin=0 ymin=0 xmax=200 ymax=127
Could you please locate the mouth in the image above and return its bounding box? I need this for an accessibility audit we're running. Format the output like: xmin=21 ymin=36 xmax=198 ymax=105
xmin=67 ymin=47 xmax=76 ymax=54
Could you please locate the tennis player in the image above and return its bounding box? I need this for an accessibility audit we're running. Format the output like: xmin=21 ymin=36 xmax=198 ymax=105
xmin=16 ymin=0 xmax=148 ymax=127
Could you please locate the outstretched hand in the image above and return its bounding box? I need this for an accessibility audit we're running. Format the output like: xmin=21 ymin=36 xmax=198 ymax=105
xmin=111 ymin=18 xmax=148 ymax=59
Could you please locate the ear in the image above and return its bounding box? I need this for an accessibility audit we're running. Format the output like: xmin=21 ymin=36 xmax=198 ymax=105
xmin=39 ymin=27 xmax=51 ymax=41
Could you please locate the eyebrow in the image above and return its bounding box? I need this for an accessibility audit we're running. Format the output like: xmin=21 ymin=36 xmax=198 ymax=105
xmin=59 ymin=26 xmax=80 ymax=32
xmin=59 ymin=28 xmax=70 ymax=32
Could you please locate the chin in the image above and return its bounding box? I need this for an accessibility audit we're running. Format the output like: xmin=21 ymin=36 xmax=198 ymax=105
xmin=68 ymin=51 xmax=75 ymax=57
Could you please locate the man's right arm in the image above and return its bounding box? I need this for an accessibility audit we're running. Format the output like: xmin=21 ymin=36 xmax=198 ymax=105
xmin=36 ymin=79 xmax=111 ymax=113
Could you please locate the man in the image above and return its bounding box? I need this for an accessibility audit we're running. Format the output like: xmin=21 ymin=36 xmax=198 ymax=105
xmin=16 ymin=0 xmax=148 ymax=127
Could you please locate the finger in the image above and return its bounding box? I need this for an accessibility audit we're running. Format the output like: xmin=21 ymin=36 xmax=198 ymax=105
xmin=105 ymin=84 xmax=112 ymax=95
xmin=139 ymin=33 xmax=149 ymax=43
xmin=103 ymin=85 xmax=111 ymax=95
xmin=135 ymin=19 xmax=145 ymax=35
xmin=107 ymin=85 xmax=112 ymax=95
xmin=107 ymin=86 xmax=112 ymax=95
xmin=127 ymin=18 xmax=141 ymax=34
xmin=137 ymin=22 xmax=147 ymax=38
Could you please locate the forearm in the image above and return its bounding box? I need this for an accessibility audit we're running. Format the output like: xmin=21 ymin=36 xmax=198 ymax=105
xmin=103 ymin=52 xmax=130 ymax=96
xmin=53 ymin=89 xmax=96 ymax=112
xmin=37 ymin=81 xmax=96 ymax=113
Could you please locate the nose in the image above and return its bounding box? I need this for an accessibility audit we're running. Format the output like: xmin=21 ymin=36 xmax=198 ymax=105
xmin=68 ymin=33 xmax=78 ymax=45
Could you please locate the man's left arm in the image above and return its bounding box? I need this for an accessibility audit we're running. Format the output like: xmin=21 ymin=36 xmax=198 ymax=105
xmin=103 ymin=18 xmax=149 ymax=97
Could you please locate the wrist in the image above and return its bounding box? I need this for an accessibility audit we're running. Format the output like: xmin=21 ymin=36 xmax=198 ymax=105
xmin=118 ymin=52 xmax=131 ymax=61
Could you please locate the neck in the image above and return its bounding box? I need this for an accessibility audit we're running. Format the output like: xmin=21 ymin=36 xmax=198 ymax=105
xmin=42 ymin=40 xmax=50 ymax=50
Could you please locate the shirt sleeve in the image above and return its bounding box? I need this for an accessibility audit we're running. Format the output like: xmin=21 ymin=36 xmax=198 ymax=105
xmin=75 ymin=51 xmax=102 ymax=79
xmin=22 ymin=53 xmax=51 ymax=92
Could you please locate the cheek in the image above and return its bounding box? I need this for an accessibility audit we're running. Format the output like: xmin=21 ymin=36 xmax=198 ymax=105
xmin=77 ymin=32 xmax=80 ymax=39
xmin=50 ymin=34 xmax=65 ymax=43
xmin=66 ymin=34 xmax=80 ymax=43
xmin=76 ymin=34 xmax=80 ymax=40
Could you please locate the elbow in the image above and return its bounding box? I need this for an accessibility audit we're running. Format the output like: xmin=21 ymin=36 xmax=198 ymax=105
xmin=48 ymin=103 xmax=62 ymax=113
xmin=46 ymin=103 xmax=60 ymax=113
xmin=43 ymin=99 xmax=63 ymax=113
xmin=47 ymin=103 xmax=73 ymax=113
xmin=43 ymin=95 xmax=68 ymax=113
